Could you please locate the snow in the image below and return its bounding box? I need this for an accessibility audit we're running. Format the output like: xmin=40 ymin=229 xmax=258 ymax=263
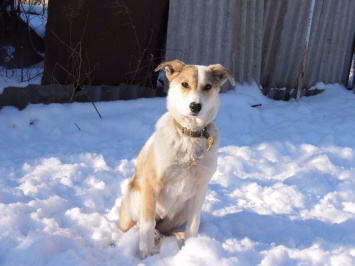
xmin=0 ymin=63 xmax=43 ymax=90
xmin=1 ymin=80 xmax=355 ymax=265
xmin=18 ymin=4 xmax=47 ymax=38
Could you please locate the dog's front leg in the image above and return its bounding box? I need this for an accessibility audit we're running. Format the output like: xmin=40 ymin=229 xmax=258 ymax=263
xmin=139 ymin=181 xmax=159 ymax=259
xmin=185 ymin=186 xmax=208 ymax=239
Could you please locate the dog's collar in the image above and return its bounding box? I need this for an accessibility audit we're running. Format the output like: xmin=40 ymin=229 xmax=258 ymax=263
xmin=173 ymin=119 xmax=214 ymax=151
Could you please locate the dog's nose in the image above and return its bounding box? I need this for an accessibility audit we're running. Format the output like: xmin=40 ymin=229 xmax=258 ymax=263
xmin=190 ymin=102 xmax=202 ymax=114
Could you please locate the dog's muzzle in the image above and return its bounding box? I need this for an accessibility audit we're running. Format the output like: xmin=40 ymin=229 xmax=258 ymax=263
xmin=189 ymin=102 xmax=202 ymax=114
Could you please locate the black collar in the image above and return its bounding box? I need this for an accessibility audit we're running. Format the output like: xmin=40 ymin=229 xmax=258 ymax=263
xmin=173 ymin=119 xmax=214 ymax=151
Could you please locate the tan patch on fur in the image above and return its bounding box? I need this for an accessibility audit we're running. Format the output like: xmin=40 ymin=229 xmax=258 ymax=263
xmin=204 ymin=70 xmax=223 ymax=89
xmin=155 ymin=60 xmax=185 ymax=81
xmin=170 ymin=65 xmax=230 ymax=96
xmin=119 ymin=143 xmax=151 ymax=231
xmin=127 ymin=170 xmax=141 ymax=193
xmin=119 ymin=200 xmax=136 ymax=232
xmin=208 ymin=64 xmax=235 ymax=86
xmin=138 ymin=145 xmax=162 ymax=222
xmin=122 ymin=141 xmax=162 ymax=224
xmin=172 ymin=65 xmax=199 ymax=93
xmin=155 ymin=60 xmax=235 ymax=91
xmin=119 ymin=140 xmax=162 ymax=231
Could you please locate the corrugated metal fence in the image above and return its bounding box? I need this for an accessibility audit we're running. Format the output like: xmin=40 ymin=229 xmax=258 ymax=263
xmin=165 ymin=0 xmax=355 ymax=91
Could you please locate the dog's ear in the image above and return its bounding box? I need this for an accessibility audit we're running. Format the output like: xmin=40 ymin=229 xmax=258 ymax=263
xmin=209 ymin=64 xmax=235 ymax=87
xmin=154 ymin=60 xmax=185 ymax=81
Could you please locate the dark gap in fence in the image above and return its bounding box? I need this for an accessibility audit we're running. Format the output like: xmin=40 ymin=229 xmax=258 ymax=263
xmin=0 ymin=83 xmax=166 ymax=110
xmin=261 ymin=87 xmax=325 ymax=101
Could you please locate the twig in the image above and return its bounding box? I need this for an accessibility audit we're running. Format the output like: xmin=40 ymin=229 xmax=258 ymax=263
xmin=82 ymin=86 xmax=103 ymax=119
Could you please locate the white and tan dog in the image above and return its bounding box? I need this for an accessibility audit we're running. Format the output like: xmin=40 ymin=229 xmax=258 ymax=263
xmin=119 ymin=60 xmax=235 ymax=258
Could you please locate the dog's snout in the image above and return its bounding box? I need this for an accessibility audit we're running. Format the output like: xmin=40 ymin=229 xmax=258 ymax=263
xmin=190 ymin=102 xmax=202 ymax=114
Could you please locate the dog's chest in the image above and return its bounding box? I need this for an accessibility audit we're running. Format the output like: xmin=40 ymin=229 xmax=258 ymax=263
xmin=167 ymin=160 xmax=206 ymax=190
xmin=156 ymin=139 xmax=214 ymax=214
xmin=157 ymin=162 xmax=207 ymax=215
xmin=153 ymin=114 xmax=218 ymax=216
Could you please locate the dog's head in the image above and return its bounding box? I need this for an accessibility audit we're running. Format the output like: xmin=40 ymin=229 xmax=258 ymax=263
xmin=155 ymin=60 xmax=235 ymax=128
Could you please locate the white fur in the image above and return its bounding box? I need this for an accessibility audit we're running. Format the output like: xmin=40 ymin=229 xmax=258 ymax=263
xmin=139 ymin=219 xmax=157 ymax=258
xmin=119 ymin=61 xmax=234 ymax=259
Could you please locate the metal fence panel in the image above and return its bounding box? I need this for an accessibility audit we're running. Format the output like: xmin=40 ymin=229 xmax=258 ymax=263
xmin=165 ymin=0 xmax=264 ymax=89
xmin=305 ymin=0 xmax=355 ymax=87
xmin=165 ymin=0 xmax=355 ymax=90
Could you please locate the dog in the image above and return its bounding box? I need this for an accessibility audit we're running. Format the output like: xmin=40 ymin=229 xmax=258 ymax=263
xmin=119 ymin=59 xmax=235 ymax=258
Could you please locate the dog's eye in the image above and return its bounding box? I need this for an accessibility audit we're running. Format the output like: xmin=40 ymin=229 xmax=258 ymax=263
xmin=204 ymin=84 xmax=212 ymax=91
xmin=182 ymin=82 xmax=189 ymax=88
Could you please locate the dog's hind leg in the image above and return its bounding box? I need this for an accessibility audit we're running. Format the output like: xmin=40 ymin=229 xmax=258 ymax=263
xmin=119 ymin=197 xmax=137 ymax=232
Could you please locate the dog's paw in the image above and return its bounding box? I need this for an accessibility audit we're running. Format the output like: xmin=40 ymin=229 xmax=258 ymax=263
xmin=139 ymin=245 xmax=159 ymax=259
xmin=139 ymin=229 xmax=161 ymax=259
xmin=154 ymin=229 xmax=161 ymax=246
xmin=171 ymin=230 xmax=185 ymax=240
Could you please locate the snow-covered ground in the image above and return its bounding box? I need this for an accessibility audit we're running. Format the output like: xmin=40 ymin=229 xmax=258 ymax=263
xmin=1 ymin=80 xmax=355 ymax=265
